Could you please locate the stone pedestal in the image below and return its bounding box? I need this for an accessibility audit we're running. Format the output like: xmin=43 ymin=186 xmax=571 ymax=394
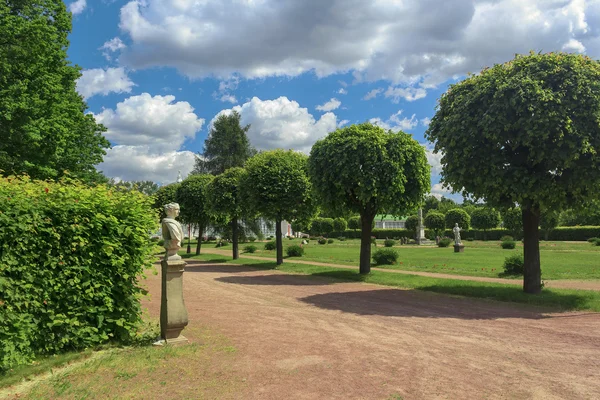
xmin=454 ymin=244 xmax=465 ymax=253
xmin=160 ymin=258 xmax=189 ymax=344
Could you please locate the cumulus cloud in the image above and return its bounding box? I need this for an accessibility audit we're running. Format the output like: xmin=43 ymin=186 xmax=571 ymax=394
xmin=77 ymin=67 xmax=135 ymax=100
xmin=212 ymin=97 xmax=337 ymax=153
xmin=363 ymin=88 xmax=383 ymax=100
xmin=100 ymin=37 xmax=126 ymax=60
xmin=370 ymin=110 xmax=417 ymax=132
xmin=117 ymin=0 xmax=599 ymax=94
xmin=316 ymin=98 xmax=341 ymax=112
xmin=429 ymin=183 xmax=453 ymax=199
xmin=69 ymin=0 xmax=86 ymax=15
xmin=338 ymin=119 xmax=350 ymax=127
xmin=338 ymin=88 xmax=348 ymax=95
xmin=384 ymin=86 xmax=427 ymax=103
xmin=219 ymin=94 xmax=238 ymax=104
xmin=424 ymin=145 xmax=443 ymax=176
xmin=421 ymin=117 xmax=432 ymax=127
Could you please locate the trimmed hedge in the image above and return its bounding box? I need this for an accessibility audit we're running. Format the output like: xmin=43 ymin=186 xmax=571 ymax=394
xmin=0 ymin=176 xmax=157 ymax=372
xmin=546 ymin=226 xmax=600 ymax=241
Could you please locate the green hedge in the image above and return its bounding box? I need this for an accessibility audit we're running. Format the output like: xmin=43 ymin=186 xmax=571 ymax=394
xmin=0 ymin=176 xmax=158 ymax=372
xmin=547 ymin=226 xmax=600 ymax=241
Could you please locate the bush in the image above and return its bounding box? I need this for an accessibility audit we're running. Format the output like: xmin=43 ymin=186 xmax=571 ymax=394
xmin=286 ymin=245 xmax=304 ymax=257
xmin=248 ymin=237 xmax=257 ymax=242
xmin=371 ymin=236 xmax=377 ymax=246
xmin=445 ymin=208 xmax=471 ymax=230
xmin=372 ymin=249 xmax=399 ymax=265
xmin=502 ymin=253 xmax=524 ymax=275
xmin=500 ymin=235 xmax=514 ymax=242
xmin=338 ymin=236 xmax=346 ymax=241
xmin=318 ymin=238 xmax=327 ymax=245
xmin=587 ymin=237 xmax=599 ymax=243
xmin=288 ymin=236 xmax=294 ymax=240
xmin=466 ymin=237 xmax=474 ymax=241
xmin=244 ymin=245 xmax=257 ymax=253
xmin=438 ymin=238 xmax=452 ymax=247
xmin=264 ymin=241 xmax=276 ymax=250
xmin=0 ymin=176 xmax=157 ymax=372
xmin=594 ymin=239 xmax=600 ymax=246
xmin=327 ymin=238 xmax=334 ymax=244
xmin=548 ymin=226 xmax=600 ymax=241
xmin=333 ymin=218 xmax=348 ymax=232
xmin=501 ymin=240 xmax=516 ymax=249
xmin=157 ymin=239 xmax=165 ymax=246
xmin=384 ymin=239 xmax=396 ymax=247
xmin=215 ymin=241 xmax=229 ymax=247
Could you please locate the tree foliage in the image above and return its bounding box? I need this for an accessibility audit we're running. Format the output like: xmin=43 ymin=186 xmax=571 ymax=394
xmin=308 ymin=123 xmax=429 ymax=273
xmin=405 ymin=215 xmax=419 ymax=237
xmin=424 ymin=211 xmax=445 ymax=236
xmin=108 ymin=180 xmax=159 ymax=196
xmin=426 ymin=52 xmax=600 ymax=293
xmin=153 ymin=183 xmax=180 ymax=220
xmin=471 ymin=207 xmax=500 ymax=234
xmin=194 ymin=110 xmax=255 ymax=175
xmin=445 ymin=208 xmax=471 ymax=230
xmin=241 ymin=150 xmax=315 ymax=264
xmin=175 ymin=174 xmax=213 ymax=254
xmin=0 ymin=0 xmax=109 ymax=182
xmin=502 ymin=207 xmax=523 ymax=238
xmin=347 ymin=216 xmax=360 ymax=231
xmin=333 ymin=218 xmax=348 ymax=232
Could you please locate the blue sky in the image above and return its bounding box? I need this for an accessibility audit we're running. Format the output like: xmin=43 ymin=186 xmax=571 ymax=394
xmin=65 ymin=0 xmax=598 ymax=200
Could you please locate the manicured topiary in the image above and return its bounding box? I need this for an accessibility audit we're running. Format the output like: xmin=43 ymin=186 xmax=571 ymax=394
xmin=501 ymin=240 xmax=516 ymax=249
xmin=384 ymin=239 xmax=396 ymax=247
xmin=502 ymin=254 xmax=524 ymax=275
xmin=264 ymin=241 xmax=276 ymax=250
xmin=372 ymin=249 xmax=399 ymax=265
xmin=327 ymin=238 xmax=334 ymax=244
xmin=286 ymin=245 xmax=304 ymax=257
xmin=318 ymin=238 xmax=327 ymax=245
xmin=244 ymin=245 xmax=257 ymax=253
xmin=438 ymin=238 xmax=452 ymax=247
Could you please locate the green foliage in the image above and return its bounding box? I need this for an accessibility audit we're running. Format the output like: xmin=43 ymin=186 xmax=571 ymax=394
xmin=318 ymin=238 xmax=327 ymax=245
xmin=405 ymin=215 xmax=419 ymax=236
xmin=470 ymin=208 xmax=500 ymax=232
xmin=0 ymin=0 xmax=109 ymax=183
xmin=560 ymin=201 xmax=600 ymax=226
xmin=327 ymin=238 xmax=334 ymax=244
xmin=153 ymin=184 xmax=180 ymax=220
xmin=175 ymin=174 xmax=213 ymax=242
xmin=333 ymin=218 xmax=348 ymax=232
xmin=540 ymin=210 xmax=560 ymax=240
xmin=243 ymin=245 xmax=257 ymax=253
xmin=264 ymin=241 xmax=276 ymax=250
xmin=547 ymin=226 xmax=600 ymax=241
xmin=445 ymin=208 xmax=471 ymax=230
xmin=347 ymin=216 xmax=360 ymax=231
xmin=0 ymin=176 xmax=157 ymax=372
xmin=108 ymin=180 xmax=159 ymax=196
xmin=500 ymin=235 xmax=514 ymax=242
xmin=207 ymin=168 xmax=245 ymax=222
xmin=438 ymin=238 xmax=452 ymax=247
xmin=502 ymin=208 xmax=523 ymax=238
xmin=384 ymin=239 xmax=396 ymax=247
xmin=423 ymin=195 xmax=440 ymax=214
xmin=319 ymin=218 xmax=334 ymax=235
xmin=248 ymin=237 xmax=256 ymax=242
xmin=194 ymin=110 xmax=255 ymax=175
xmin=594 ymin=240 xmax=600 ymax=246
xmin=215 ymin=241 xmax=228 ymax=248
xmin=424 ymin=212 xmax=445 ymax=236
xmin=286 ymin=245 xmax=304 ymax=257
xmin=372 ymin=249 xmax=399 ymax=265
xmin=338 ymin=237 xmax=346 ymax=241
xmin=501 ymin=240 xmax=517 ymax=249
xmin=503 ymin=254 xmax=525 ymax=275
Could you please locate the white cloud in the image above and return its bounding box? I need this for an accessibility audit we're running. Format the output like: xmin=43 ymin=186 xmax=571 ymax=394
xmin=316 ymin=98 xmax=341 ymax=112
xmin=338 ymin=88 xmax=348 ymax=95
xmin=384 ymin=86 xmax=427 ymax=103
xmin=370 ymin=110 xmax=417 ymax=132
xmin=562 ymin=38 xmax=586 ymax=52
xmin=219 ymin=94 xmax=237 ymax=104
xmin=421 ymin=117 xmax=431 ymax=127
xmin=77 ymin=67 xmax=135 ymax=100
xmin=363 ymin=88 xmax=383 ymax=100
xmin=117 ymin=0 xmax=600 ymax=95
xmin=338 ymin=119 xmax=350 ymax=127
xmin=429 ymin=183 xmax=452 ymax=200
xmin=69 ymin=0 xmax=86 ymax=15
xmin=94 ymin=93 xmax=204 ymax=152
xmin=100 ymin=38 xmax=126 ymax=60
xmin=424 ymin=145 xmax=443 ymax=175
xmin=212 ymin=97 xmax=337 ymax=153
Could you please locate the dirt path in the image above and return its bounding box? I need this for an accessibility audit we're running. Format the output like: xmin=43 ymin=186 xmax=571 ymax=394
xmin=143 ymin=260 xmax=600 ymax=400
xmin=200 ymin=248 xmax=600 ymax=291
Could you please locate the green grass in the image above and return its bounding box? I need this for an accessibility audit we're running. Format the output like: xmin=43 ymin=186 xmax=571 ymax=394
xmin=187 ymin=253 xmax=600 ymax=312
xmin=216 ymin=239 xmax=600 ymax=280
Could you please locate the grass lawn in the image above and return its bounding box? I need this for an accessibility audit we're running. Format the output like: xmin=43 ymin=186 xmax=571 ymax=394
xmin=214 ymin=238 xmax=600 ymax=280
xmin=185 ymin=253 xmax=600 ymax=312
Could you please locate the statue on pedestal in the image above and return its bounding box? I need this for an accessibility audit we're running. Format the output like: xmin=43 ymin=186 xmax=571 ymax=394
xmin=453 ymin=223 xmax=462 ymax=245
xmin=162 ymin=203 xmax=184 ymax=261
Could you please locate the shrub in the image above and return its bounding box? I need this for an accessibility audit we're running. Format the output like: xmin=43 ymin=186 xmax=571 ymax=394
xmin=594 ymin=239 xmax=600 ymax=246
xmin=288 ymin=236 xmax=294 ymax=240
xmin=327 ymin=238 xmax=334 ymax=244
xmin=318 ymin=238 xmax=327 ymax=245
xmin=286 ymin=245 xmax=304 ymax=257
xmin=502 ymin=253 xmax=524 ymax=275
xmin=445 ymin=208 xmax=471 ymax=230
xmin=338 ymin=236 xmax=346 ymax=241
xmin=501 ymin=240 xmax=516 ymax=249
xmin=0 ymin=176 xmax=157 ymax=372
xmin=215 ymin=241 xmax=229 ymax=247
xmin=371 ymin=236 xmax=377 ymax=246
xmin=157 ymin=239 xmax=165 ymax=246
xmin=248 ymin=237 xmax=257 ymax=242
xmin=264 ymin=241 xmax=276 ymax=250
xmin=244 ymin=245 xmax=257 ymax=253
xmin=372 ymin=249 xmax=399 ymax=265
xmin=348 ymin=216 xmax=360 ymax=231
xmin=384 ymin=239 xmax=396 ymax=247
xmin=466 ymin=237 xmax=474 ymax=241
xmin=500 ymin=235 xmax=514 ymax=242
xmin=438 ymin=238 xmax=452 ymax=247
xmin=333 ymin=218 xmax=348 ymax=232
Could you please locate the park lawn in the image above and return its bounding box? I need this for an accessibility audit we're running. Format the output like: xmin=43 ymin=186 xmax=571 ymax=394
xmin=186 ymin=253 xmax=600 ymax=312
xmin=235 ymin=239 xmax=600 ymax=280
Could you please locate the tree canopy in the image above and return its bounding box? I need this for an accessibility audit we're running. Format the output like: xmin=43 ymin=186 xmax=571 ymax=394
xmin=175 ymin=174 xmax=213 ymax=255
xmin=193 ymin=110 xmax=255 ymax=175
xmin=426 ymin=52 xmax=600 ymax=293
xmin=471 ymin=207 xmax=500 ymax=238
xmin=424 ymin=212 xmax=445 ymax=237
xmin=309 ymin=123 xmax=429 ymax=273
xmin=153 ymin=183 xmax=180 ymax=220
xmin=0 ymin=0 xmax=109 ymax=183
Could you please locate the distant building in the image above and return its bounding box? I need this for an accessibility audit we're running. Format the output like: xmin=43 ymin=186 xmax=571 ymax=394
xmin=258 ymin=219 xmax=292 ymax=237
xmin=374 ymin=215 xmax=406 ymax=229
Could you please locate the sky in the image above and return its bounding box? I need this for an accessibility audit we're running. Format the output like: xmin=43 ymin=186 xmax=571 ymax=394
xmin=65 ymin=0 xmax=600 ymax=200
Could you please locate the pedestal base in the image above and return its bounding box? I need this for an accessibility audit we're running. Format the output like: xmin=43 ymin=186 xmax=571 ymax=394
xmin=160 ymin=258 xmax=189 ymax=343
xmin=454 ymin=244 xmax=465 ymax=253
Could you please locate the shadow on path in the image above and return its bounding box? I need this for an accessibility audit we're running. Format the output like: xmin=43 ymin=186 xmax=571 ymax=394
xmin=185 ymin=263 xmax=276 ymax=274
xmin=215 ymin=274 xmax=335 ymax=286
xmin=300 ymin=289 xmax=549 ymax=320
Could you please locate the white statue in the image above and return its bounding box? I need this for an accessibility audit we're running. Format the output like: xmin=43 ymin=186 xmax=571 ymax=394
xmin=453 ymin=223 xmax=462 ymax=245
xmin=162 ymin=203 xmax=184 ymax=260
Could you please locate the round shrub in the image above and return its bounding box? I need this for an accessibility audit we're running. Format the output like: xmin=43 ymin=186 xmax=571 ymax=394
xmin=502 ymin=253 xmax=524 ymax=275
xmin=384 ymin=239 xmax=396 ymax=247
xmin=327 ymin=238 xmax=334 ymax=244
xmin=215 ymin=241 xmax=229 ymax=248
xmin=466 ymin=237 xmax=474 ymax=241
xmin=157 ymin=239 xmax=165 ymax=246
xmin=244 ymin=245 xmax=257 ymax=253
xmin=286 ymin=245 xmax=304 ymax=257
xmin=500 ymin=235 xmax=514 ymax=242
xmin=501 ymin=240 xmax=516 ymax=249
xmin=264 ymin=241 xmax=276 ymax=250
xmin=587 ymin=237 xmax=598 ymax=243
xmin=338 ymin=236 xmax=346 ymax=241
xmin=248 ymin=237 xmax=257 ymax=242
xmin=372 ymin=248 xmax=399 ymax=265
xmin=318 ymin=238 xmax=327 ymax=245
xmin=438 ymin=238 xmax=452 ymax=247
xmin=594 ymin=239 xmax=600 ymax=246
xmin=445 ymin=208 xmax=471 ymax=230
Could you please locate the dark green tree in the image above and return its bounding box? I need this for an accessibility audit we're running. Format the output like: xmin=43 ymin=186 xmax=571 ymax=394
xmin=333 ymin=218 xmax=348 ymax=233
xmin=320 ymin=218 xmax=334 ymax=237
xmin=309 ymin=123 xmax=429 ymax=274
xmin=471 ymin=207 xmax=500 ymax=240
xmin=153 ymin=183 xmax=180 ymax=219
xmin=109 ymin=179 xmax=159 ymax=196
xmin=241 ymin=150 xmax=315 ymax=265
xmin=193 ymin=110 xmax=255 ymax=175
xmin=540 ymin=211 xmax=560 ymax=241
xmin=427 ymin=52 xmax=600 ymax=293
xmin=423 ymin=195 xmax=440 ymax=215
xmin=0 ymin=0 xmax=109 ymax=182
xmin=347 ymin=216 xmax=360 ymax=231
xmin=176 ymin=174 xmax=213 ymax=255
xmin=424 ymin=212 xmax=445 ymax=237
xmin=405 ymin=215 xmax=419 ymax=238
xmin=445 ymin=208 xmax=471 ymax=230
xmin=502 ymin=207 xmax=523 ymax=239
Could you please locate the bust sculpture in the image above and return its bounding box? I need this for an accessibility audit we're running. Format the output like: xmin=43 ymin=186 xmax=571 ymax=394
xmin=162 ymin=203 xmax=184 ymax=260
xmin=453 ymin=223 xmax=462 ymax=245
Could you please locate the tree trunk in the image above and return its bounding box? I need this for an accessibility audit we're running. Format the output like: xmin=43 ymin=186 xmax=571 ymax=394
xmin=232 ymin=218 xmax=239 ymax=260
xmin=522 ymin=206 xmax=541 ymax=294
xmin=196 ymin=224 xmax=204 ymax=255
xmin=275 ymin=219 xmax=283 ymax=265
xmin=359 ymin=211 xmax=375 ymax=274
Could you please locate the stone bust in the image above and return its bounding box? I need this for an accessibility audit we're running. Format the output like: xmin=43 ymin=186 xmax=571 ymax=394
xmin=162 ymin=203 xmax=184 ymax=260
xmin=453 ymin=223 xmax=462 ymax=245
